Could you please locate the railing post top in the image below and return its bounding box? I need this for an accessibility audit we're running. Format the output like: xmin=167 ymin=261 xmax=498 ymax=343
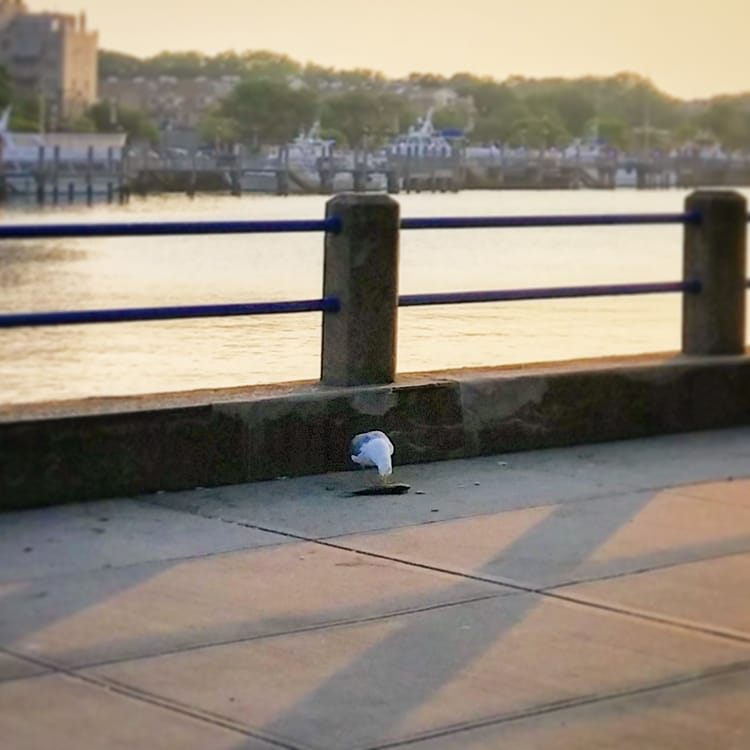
xmin=325 ymin=192 xmax=399 ymax=211
xmin=685 ymin=189 xmax=747 ymax=208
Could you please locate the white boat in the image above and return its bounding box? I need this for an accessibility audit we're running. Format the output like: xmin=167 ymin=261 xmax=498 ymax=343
xmin=241 ymin=122 xmax=387 ymax=193
xmin=386 ymin=110 xmax=461 ymax=158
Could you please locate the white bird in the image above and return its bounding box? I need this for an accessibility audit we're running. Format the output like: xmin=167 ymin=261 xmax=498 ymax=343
xmin=350 ymin=430 xmax=394 ymax=485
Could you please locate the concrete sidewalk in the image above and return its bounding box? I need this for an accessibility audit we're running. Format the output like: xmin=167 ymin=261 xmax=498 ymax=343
xmin=1 ymin=427 xmax=749 ymax=749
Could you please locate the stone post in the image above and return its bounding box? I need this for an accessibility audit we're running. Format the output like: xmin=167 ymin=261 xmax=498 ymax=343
xmin=52 ymin=144 xmax=60 ymax=203
xmin=36 ymin=145 xmax=45 ymax=204
xmin=683 ymin=190 xmax=747 ymax=355
xmin=321 ymin=193 xmax=400 ymax=386
xmin=86 ymin=145 xmax=94 ymax=203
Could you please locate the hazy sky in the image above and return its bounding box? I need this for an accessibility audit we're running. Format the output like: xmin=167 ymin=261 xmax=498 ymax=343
xmin=26 ymin=0 xmax=750 ymax=100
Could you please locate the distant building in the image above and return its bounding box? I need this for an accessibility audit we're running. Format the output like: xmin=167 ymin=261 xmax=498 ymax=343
xmin=387 ymin=81 xmax=474 ymax=118
xmin=99 ymin=75 xmax=241 ymax=131
xmin=0 ymin=0 xmax=98 ymax=124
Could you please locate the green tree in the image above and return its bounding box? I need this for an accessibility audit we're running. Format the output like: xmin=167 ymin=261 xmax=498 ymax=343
xmin=696 ymin=100 xmax=750 ymax=150
xmin=321 ymin=90 xmax=379 ymax=147
xmin=432 ymin=106 xmax=469 ymax=132
xmin=86 ymin=101 xmax=159 ymax=142
xmin=537 ymin=87 xmax=595 ymax=137
xmin=0 ymin=65 xmax=12 ymax=110
xmin=335 ymin=68 xmax=386 ymax=88
xmin=471 ymin=100 xmax=529 ymax=143
xmin=66 ymin=113 xmax=96 ymax=132
xmin=302 ymin=62 xmax=339 ymax=89
xmin=467 ymin=81 xmax=517 ymax=118
xmin=98 ymin=50 xmax=144 ymax=78
xmin=235 ymin=50 xmax=302 ymax=80
xmin=7 ymin=95 xmax=41 ymax=131
xmin=407 ymin=72 xmax=448 ymax=88
xmin=197 ymin=112 xmax=241 ymax=149
xmin=91 ymin=48 xmax=750 ymax=152
xmin=506 ymin=112 xmax=568 ymax=148
xmin=593 ymin=117 xmax=631 ymax=150
xmin=202 ymin=52 xmax=246 ymax=77
xmin=218 ymin=78 xmax=318 ymax=145
xmin=321 ymin=90 xmax=415 ymax=146
xmin=142 ymin=51 xmax=207 ymax=78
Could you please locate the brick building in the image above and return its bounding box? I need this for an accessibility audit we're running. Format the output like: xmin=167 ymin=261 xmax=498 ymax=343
xmin=0 ymin=0 xmax=97 ymax=124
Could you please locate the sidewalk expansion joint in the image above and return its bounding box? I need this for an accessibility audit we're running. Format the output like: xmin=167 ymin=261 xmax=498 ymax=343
xmin=209 ymin=516 xmax=539 ymax=594
xmin=215 ymin=518 xmax=750 ymax=647
xmin=543 ymin=589 xmax=750 ymax=645
xmin=543 ymin=545 xmax=750 ymax=591
xmin=357 ymin=659 xmax=750 ymax=750
xmin=2 ymin=593 xmax=505 ymax=673
xmin=0 ymin=646 xmax=305 ymax=750
xmin=138 ymin=502 xmax=750 ymax=649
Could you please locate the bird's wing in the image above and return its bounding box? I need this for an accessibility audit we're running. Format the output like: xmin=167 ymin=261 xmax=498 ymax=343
xmin=357 ymin=437 xmax=393 ymax=476
xmin=350 ymin=430 xmax=393 ymax=457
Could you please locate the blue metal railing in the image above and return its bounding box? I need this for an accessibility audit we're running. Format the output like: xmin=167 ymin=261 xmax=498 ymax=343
xmin=0 ymin=211 xmax=722 ymax=330
xmin=0 ymin=211 xmax=704 ymax=241
xmin=0 ymin=218 xmax=341 ymax=239
xmin=400 ymin=212 xmax=702 ymax=230
xmin=400 ymin=281 xmax=702 ymax=308
xmin=0 ymin=299 xmax=341 ymax=328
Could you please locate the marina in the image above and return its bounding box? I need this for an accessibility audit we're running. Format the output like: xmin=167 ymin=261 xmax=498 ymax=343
xmin=4 ymin=109 xmax=750 ymax=203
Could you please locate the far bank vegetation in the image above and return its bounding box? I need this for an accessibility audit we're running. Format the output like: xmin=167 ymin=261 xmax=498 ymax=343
xmin=3 ymin=49 xmax=750 ymax=153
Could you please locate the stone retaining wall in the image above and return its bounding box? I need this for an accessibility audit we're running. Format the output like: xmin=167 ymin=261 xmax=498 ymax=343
xmin=2 ymin=353 xmax=749 ymax=511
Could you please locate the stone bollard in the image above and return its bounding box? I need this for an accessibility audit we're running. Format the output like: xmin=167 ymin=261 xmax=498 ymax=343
xmin=321 ymin=193 xmax=400 ymax=386
xmin=682 ymin=190 xmax=747 ymax=355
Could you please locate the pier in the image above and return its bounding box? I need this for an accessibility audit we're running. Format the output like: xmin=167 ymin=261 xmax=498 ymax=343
xmin=128 ymin=150 xmax=750 ymax=196
xmin=0 ymin=142 xmax=130 ymax=204
xmin=6 ymin=144 xmax=750 ymax=201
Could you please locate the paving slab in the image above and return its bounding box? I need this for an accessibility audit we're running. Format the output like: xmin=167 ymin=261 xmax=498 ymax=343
xmin=490 ymin=426 xmax=750 ymax=493
xmin=147 ymin=460 xmax=617 ymax=540
xmin=0 ymin=541 xmax=505 ymax=669
xmin=675 ymin=477 xmax=750 ymax=506
xmin=0 ymin=652 xmax=49 ymax=683
xmin=2 ymin=426 xmax=749 ymax=750
xmin=402 ymin=665 xmax=750 ymax=750
xmin=333 ymin=485 xmax=750 ymax=589
xmin=87 ymin=593 xmax=750 ymax=750
xmin=149 ymin=428 xmax=750 ymax=540
xmin=0 ymin=673 xmax=277 ymax=750
xmin=561 ymin=551 xmax=750 ymax=639
xmin=0 ymin=498 xmax=287 ymax=582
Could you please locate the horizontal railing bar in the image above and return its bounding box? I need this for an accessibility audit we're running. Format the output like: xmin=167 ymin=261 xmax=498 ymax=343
xmin=0 ymin=217 xmax=342 ymax=240
xmin=4 ymin=278 xmax=734 ymax=328
xmin=400 ymin=212 xmax=701 ymax=230
xmin=399 ymin=280 xmax=701 ymax=307
xmin=0 ymin=212 xmax=706 ymax=241
xmin=0 ymin=298 xmax=340 ymax=328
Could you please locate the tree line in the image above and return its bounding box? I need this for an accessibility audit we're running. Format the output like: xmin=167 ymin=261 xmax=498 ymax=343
xmin=2 ymin=49 xmax=750 ymax=153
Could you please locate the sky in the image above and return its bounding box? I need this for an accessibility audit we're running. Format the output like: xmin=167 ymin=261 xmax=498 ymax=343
xmin=26 ymin=0 xmax=750 ymax=100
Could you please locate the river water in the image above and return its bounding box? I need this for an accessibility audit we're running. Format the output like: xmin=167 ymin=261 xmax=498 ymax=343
xmin=1 ymin=188 xmax=747 ymax=406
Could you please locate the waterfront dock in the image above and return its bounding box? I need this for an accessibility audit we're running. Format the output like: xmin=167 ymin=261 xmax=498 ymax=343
xmin=6 ymin=147 xmax=750 ymax=202
xmin=1 ymin=425 xmax=749 ymax=749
